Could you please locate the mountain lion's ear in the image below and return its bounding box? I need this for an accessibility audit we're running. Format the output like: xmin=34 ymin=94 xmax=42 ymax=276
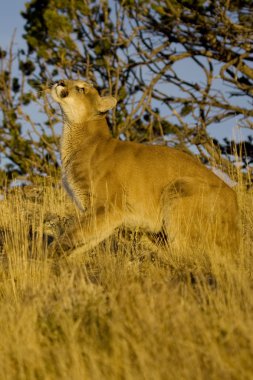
xmin=97 ymin=96 xmax=117 ymax=112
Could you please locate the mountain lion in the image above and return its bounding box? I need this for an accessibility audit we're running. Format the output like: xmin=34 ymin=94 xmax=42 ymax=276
xmin=49 ymin=79 xmax=239 ymax=256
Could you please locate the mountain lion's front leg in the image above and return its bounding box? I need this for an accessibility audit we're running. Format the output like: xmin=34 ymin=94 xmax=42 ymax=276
xmin=48 ymin=205 xmax=123 ymax=257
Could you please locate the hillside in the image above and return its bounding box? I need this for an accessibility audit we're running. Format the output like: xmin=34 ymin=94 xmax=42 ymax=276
xmin=0 ymin=177 xmax=252 ymax=380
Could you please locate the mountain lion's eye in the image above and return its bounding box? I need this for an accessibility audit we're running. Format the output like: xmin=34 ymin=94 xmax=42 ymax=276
xmin=76 ymin=87 xmax=86 ymax=93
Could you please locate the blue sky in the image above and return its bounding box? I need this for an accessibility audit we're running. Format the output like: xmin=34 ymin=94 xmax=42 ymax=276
xmin=0 ymin=2 xmax=250 ymax=143
xmin=0 ymin=1 xmax=25 ymax=50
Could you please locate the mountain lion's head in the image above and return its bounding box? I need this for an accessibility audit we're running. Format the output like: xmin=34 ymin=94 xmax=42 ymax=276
xmin=51 ymin=80 xmax=117 ymax=124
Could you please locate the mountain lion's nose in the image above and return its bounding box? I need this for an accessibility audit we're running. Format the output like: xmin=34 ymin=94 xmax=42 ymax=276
xmin=57 ymin=80 xmax=66 ymax=87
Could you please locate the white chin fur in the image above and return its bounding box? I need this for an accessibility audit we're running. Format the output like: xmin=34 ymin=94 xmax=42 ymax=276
xmin=51 ymin=84 xmax=62 ymax=102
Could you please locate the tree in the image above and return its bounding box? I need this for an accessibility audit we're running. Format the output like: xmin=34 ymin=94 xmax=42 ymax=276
xmin=123 ymin=0 xmax=253 ymax=179
xmin=0 ymin=38 xmax=60 ymax=185
xmin=1 ymin=0 xmax=252 ymax=183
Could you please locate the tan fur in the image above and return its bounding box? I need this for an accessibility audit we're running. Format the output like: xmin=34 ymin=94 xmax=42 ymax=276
xmin=50 ymin=79 xmax=239 ymax=255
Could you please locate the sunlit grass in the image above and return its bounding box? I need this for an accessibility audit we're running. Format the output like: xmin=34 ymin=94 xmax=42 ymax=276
xmin=0 ymin=177 xmax=252 ymax=380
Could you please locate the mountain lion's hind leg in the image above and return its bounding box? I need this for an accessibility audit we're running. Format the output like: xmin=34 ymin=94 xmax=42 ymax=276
xmin=162 ymin=178 xmax=239 ymax=253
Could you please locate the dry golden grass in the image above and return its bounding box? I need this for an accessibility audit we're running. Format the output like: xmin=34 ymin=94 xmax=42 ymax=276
xmin=0 ymin=176 xmax=252 ymax=380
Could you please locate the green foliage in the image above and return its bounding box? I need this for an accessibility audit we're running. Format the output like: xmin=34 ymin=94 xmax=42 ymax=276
xmin=19 ymin=60 xmax=35 ymax=76
xmin=12 ymin=78 xmax=20 ymax=93
xmin=0 ymin=48 xmax=7 ymax=59
xmin=180 ymin=103 xmax=193 ymax=117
